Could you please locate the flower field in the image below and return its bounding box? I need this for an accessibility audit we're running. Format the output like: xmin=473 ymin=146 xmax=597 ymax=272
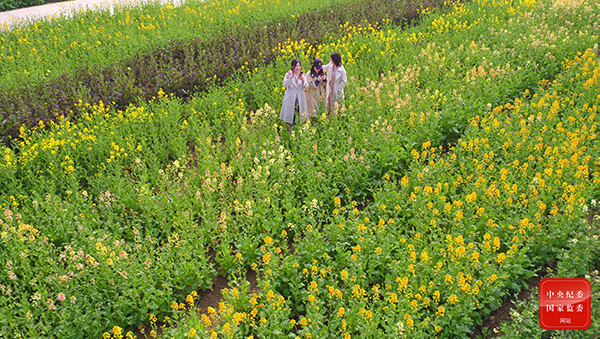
xmin=0 ymin=0 xmax=599 ymax=337
xmin=0 ymin=0 xmax=442 ymax=140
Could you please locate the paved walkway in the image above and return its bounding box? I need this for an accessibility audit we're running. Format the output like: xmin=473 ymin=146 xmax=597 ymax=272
xmin=0 ymin=0 xmax=185 ymax=29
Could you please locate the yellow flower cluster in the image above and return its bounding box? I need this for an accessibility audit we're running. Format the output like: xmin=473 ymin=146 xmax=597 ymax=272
xmin=0 ymin=100 xmax=153 ymax=185
xmin=272 ymin=21 xmax=380 ymax=69
xmin=102 ymin=325 xmax=134 ymax=339
xmin=425 ymin=0 xmax=536 ymax=40
xmin=0 ymin=219 xmax=39 ymax=243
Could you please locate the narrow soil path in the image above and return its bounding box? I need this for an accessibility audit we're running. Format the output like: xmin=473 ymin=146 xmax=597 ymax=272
xmin=472 ymin=206 xmax=598 ymax=338
xmin=136 ymin=270 xmax=259 ymax=338
xmin=470 ymin=261 xmax=557 ymax=338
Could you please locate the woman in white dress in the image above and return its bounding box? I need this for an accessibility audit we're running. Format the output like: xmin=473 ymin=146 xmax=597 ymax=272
xmin=322 ymin=52 xmax=347 ymax=112
xmin=280 ymin=59 xmax=309 ymax=132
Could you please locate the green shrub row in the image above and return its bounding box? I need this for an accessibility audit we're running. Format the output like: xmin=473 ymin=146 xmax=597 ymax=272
xmin=0 ymin=0 xmax=51 ymax=12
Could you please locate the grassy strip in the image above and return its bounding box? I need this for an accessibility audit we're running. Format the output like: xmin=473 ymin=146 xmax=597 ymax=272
xmin=0 ymin=0 xmax=443 ymax=141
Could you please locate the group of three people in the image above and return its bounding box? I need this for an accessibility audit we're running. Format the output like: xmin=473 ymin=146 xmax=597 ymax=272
xmin=279 ymin=52 xmax=347 ymax=132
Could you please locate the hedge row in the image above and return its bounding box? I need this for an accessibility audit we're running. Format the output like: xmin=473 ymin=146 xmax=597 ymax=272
xmin=0 ymin=0 xmax=64 ymax=12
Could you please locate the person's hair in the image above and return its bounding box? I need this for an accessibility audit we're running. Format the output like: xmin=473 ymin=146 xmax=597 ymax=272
xmin=310 ymin=58 xmax=323 ymax=77
xmin=291 ymin=59 xmax=301 ymax=71
xmin=331 ymin=52 xmax=342 ymax=67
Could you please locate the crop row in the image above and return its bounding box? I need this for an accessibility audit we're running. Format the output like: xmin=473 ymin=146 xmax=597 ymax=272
xmin=0 ymin=0 xmax=598 ymax=336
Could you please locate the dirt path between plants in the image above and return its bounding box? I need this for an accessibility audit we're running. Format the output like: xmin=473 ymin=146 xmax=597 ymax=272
xmin=470 ymin=261 xmax=557 ymax=338
xmin=472 ymin=207 xmax=598 ymax=337
xmin=135 ymin=270 xmax=260 ymax=338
